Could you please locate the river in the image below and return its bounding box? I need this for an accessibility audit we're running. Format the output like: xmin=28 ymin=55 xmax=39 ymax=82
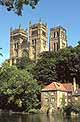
xmin=0 ymin=113 xmax=80 ymax=122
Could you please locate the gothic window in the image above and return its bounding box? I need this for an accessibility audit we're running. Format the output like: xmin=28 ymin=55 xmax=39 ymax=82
xmin=54 ymin=43 xmax=55 ymax=51
xmin=57 ymin=32 xmax=59 ymax=37
xmin=14 ymin=43 xmax=18 ymax=49
xmin=32 ymin=30 xmax=38 ymax=36
xmin=32 ymin=40 xmax=34 ymax=45
xmin=16 ymin=50 xmax=18 ymax=57
xmin=61 ymin=31 xmax=65 ymax=39
xmin=35 ymin=39 xmax=36 ymax=44
xmin=54 ymin=32 xmax=59 ymax=38
xmin=17 ymin=43 xmax=18 ymax=48
xmin=55 ymin=32 xmax=57 ymax=37
xmin=14 ymin=43 xmax=16 ymax=49
xmin=42 ymin=31 xmax=46 ymax=37
xmin=32 ymin=39 xmax=36 ymax=47
xmin=54 ymin=32 xmax=55 ymax=38
xmin=43 ymin=40 xmax=46 ymax=48
xmin=57 ymin=43 xmax=59 ymax=51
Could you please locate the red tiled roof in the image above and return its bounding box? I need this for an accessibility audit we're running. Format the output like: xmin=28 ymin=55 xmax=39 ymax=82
xmin=63 ymin=83 xmax=73 ymax=92
xmin=42 ymin=82 xmax=73 ymax=92
xmin=42 ymin=82 xmax=57 ymax=91
xmin=42 ymin=82 xmax=66 ymax=91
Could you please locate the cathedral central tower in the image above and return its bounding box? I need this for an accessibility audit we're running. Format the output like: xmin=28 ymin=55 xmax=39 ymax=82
xmin=29 ymin=22 xmax=48 ymax=61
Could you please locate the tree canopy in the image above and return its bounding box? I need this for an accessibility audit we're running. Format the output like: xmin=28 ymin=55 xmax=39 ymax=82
xmin=1 ymin=42 xmax=80 ymax=111
xmin=33 ymin=51 xmax=57 ymax=84
xmin=0 ymin=48 xmax=3 ymax=57
xmin=0 ymin=63 xmax=41 ymax=112
xmin=16 ymin=49 xmax=31 ymax=69
xmin=33 ymin=43 xmax=80 ymax=84
xmin=0 ymin=0 xmax=40 ymax=15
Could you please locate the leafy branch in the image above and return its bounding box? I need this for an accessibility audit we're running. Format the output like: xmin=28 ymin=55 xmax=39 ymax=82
xmin=0 ymin=0 xmax=40 ymax=15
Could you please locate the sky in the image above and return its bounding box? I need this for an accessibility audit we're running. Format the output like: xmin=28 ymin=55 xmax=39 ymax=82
xmin=0 ymin=0 xmax=80 ymax=64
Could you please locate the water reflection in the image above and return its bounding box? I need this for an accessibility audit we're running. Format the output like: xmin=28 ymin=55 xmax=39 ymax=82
xmin=0 ymin=113 xmax=80 ymax=122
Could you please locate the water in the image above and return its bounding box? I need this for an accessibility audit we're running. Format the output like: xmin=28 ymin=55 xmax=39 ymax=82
xmin=0 ymin=113 xmax=80 ymax=122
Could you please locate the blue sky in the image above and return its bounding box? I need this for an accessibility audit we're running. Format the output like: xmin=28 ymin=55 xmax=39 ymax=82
xmin=0 ymin=0 xmax=80 ymax=64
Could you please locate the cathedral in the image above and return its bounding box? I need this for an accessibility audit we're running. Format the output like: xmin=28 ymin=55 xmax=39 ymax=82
xmin=9 ymin=22 xmax=67 ymax=65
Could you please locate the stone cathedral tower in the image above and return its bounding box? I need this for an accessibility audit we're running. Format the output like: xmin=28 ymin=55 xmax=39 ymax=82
xmin=10 ymin=26 xmax=28 ymax=65
xmin=50 ymin=26 xmax=67 ymax=51
xmin=29 ymin=22 xmax=48 ymax=61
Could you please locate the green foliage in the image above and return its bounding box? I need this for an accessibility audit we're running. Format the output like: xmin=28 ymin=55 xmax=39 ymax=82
xmin=0 ymin=63 xmax=41 ymax=112
xmin=33 ymin=45 xmax=80 ymax=83
xmin=71 ymin=97 xmax=80 ymax=113
xmin=64 ymin=102 xmax=80 ymax=115
xmin=0 ymin=48 xmax=3 ymax=57
xmin=63 ymin=103 xmax=72 ymax=115
xmin=1 ymin=42 xmax=80 ymax=111
xmin=56 ymin=47 xmax=80 ymax=82
xmin=33 ymin=51 xmax=57 ymax=83
xmin=0 ymin=0 xmax=40 ymax=15
xmin=16 ymin=49 xmax=31 ymax=69
xmin=16 ymin=49 xmax=35 ymax=74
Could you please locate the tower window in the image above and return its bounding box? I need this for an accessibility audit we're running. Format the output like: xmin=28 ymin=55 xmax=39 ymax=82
xmin=32 ymin=40 xmax=34 ymax=45
xmin=43 ymin=40 xmax=46 ymax=48
xmin=14 ymin=43 xmax=18 ymax=49
xmin=14 ymin=44 xmax=16 ymax=48
xmin=32 ymin=30 xmax=38 ymax=36
xmin=32 ymin=39 xmax=36 ymax=46
xmin=42 ymin=31 xmax=46 ymax=37
xmin=57 ymin=43 xmax=59 ymax=51
xmin=54 ymin=43 xmax=55 ymax=51
xmin=57 ymin=32 xmax=59 ymax=37
xmin=61 ymin=31 xmax=65 ymax=38
xmin=54 ymin=32 xmax=55 ymax=38
xmin=12 ymin=59 xmax=15 ymax=65
xmin=54 ymin=32 xmax=59 ymax=38
xmin=16 ymin=50 xmax=18 ymax=57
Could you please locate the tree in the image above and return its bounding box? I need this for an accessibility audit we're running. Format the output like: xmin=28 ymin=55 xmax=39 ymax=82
xmin=33 ymin=45 xmax=80 ymax=84
xmin=16 ymin=49 xmax=35 ymax=74
xmin=55 ymin=47 xmax=79 ymax=82
xmin=33 ymin=51 xmax=57 ymax=84
xmin=16 ymin=49 xmax=31 ymax=69
xmin=0 ymin=0 xmax=40 ymax=15
xmin=0 ymin=63 xmax=41 ymax=112
xmin=77 ymin=41 xmax=80 ymax=46
xmin=0 ymin=48 xmax=3 ymax=57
